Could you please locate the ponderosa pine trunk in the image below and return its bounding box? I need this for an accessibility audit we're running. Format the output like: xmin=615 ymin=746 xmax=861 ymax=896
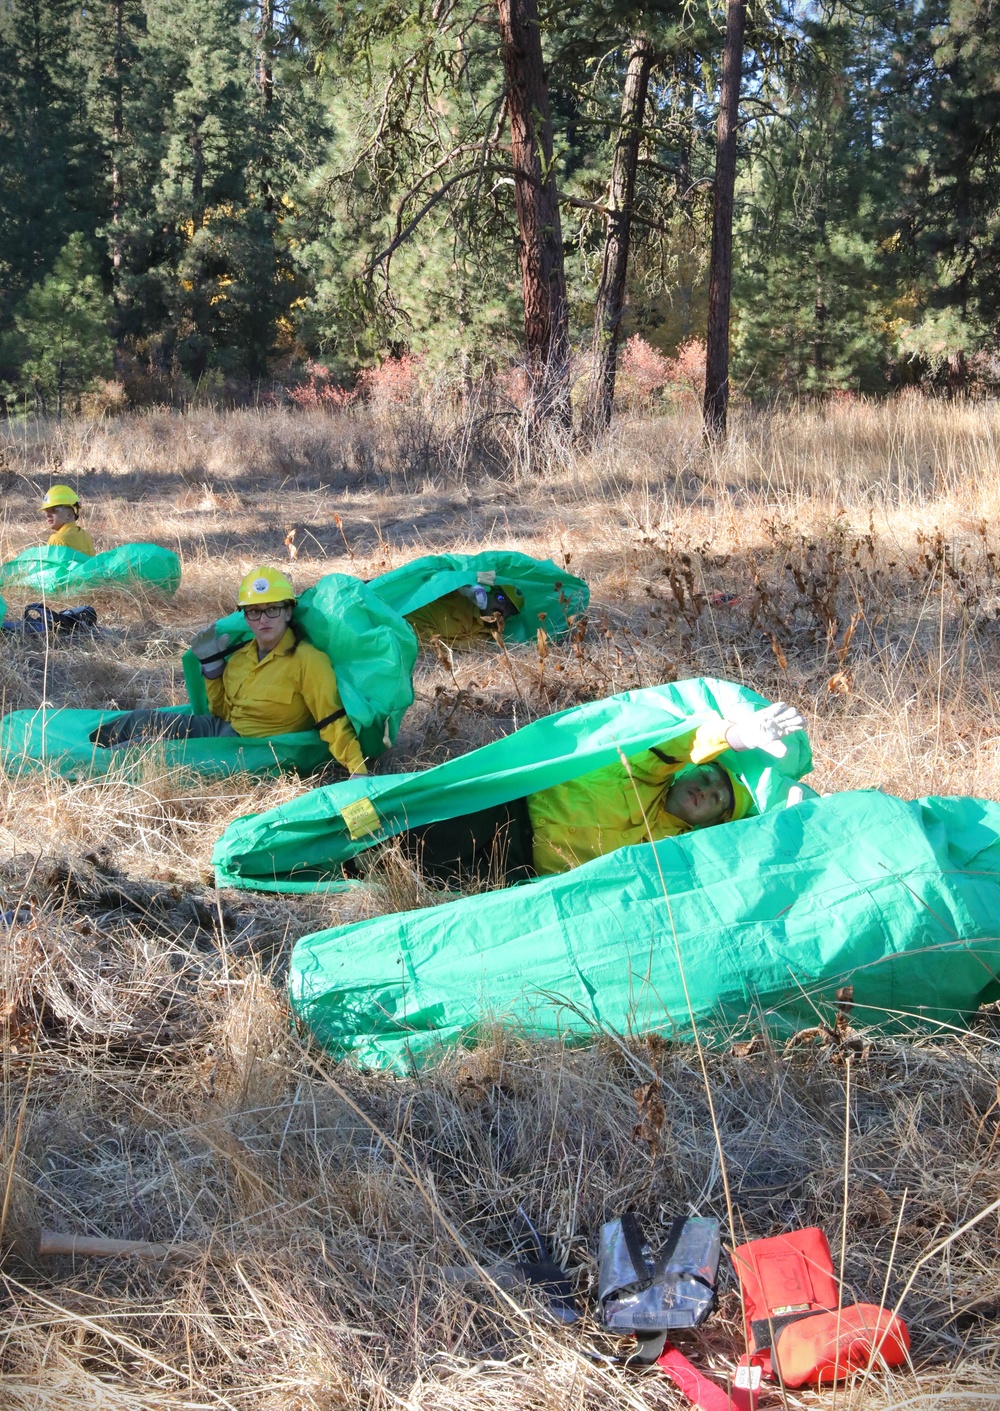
xmin=110 ymin=0 xmax=125 ymax=321
xmin=703 ymin=0 xmax=746 ymax=441
xmin=497 ymin=0 xmax=570 ymax=424
xmin=583 ymin=33 xmax=653 ymax=438
xmin=258 ymin=0 xmax=275 ymax=212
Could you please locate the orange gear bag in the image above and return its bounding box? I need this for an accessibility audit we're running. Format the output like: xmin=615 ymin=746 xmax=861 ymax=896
xmin=730 ymin=1227 xmax=910 ymax=1388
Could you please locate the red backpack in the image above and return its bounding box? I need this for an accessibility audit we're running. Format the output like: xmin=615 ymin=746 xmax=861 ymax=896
xmin=730 ymin=1227 xmax=910 ymax=1388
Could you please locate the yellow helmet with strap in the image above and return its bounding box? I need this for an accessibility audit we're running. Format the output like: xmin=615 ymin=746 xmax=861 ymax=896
xmin=41 ymin=485 xmax=80 ymax=512
xmin=726 ymin=769 xmax=754 ymax=822
xmin=237 ymin=566 xmax=297 ymax=607
xmin=496 ymin=583 xmax=525 ymax=612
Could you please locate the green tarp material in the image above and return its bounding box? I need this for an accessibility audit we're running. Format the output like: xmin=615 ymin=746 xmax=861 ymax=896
xmin=0 ymin=572 xmax=418 ymax=779
xmin=213 ymin=677 xmax=814 ymax=893
xmin=0 ymin=544 xmax=181 ymax=596
xmin=0 ymin=706 xmax=332 ymax=780
xmin=289 ymin=790 xmax=1000 ymax=1071
xmin=367 ymin=551 xmax=589 ymax=642
xmin=182 ymin=570 xmax=418 ymax=761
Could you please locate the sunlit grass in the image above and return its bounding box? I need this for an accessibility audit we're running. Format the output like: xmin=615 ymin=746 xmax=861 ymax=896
xmin=2 ymin=394 xmax=1000 ymax=1408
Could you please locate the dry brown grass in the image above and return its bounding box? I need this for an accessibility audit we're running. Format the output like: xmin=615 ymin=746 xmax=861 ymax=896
xmin=2 ymin=396 xmax=1000 ymax=1408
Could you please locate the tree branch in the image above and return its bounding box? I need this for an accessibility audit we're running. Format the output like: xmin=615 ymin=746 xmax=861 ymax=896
xmin=556 ymin=190 xmax=684 ymax=237
xmin=366 ymin=165 xmax=489 ymax=274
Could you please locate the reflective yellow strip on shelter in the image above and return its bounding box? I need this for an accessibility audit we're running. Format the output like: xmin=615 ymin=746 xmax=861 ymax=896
xmin=340 ymin=796 xmax=382 ymax=840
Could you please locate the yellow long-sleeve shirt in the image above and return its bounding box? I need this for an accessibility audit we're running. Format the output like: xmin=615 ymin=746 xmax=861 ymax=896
xmin=526 ymin=718 xmax=734 ymax=875
xmin=205 ymin=627 xmax=365 ymax=774
xmin=48 ymin=522 xmax=95 ymax=556
xmin=406 ymin=591 xmax=486 ymax=645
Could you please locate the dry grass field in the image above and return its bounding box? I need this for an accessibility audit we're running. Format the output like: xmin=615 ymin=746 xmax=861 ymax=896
xmin=1 ymin=394 xmax=999 ymax=1409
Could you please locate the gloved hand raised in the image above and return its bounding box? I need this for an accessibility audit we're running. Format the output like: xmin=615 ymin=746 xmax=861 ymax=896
xmin=189 ymin=625 xmax=231 ymax=680
xmin=725 ymin=701 xmax=806 ymax=757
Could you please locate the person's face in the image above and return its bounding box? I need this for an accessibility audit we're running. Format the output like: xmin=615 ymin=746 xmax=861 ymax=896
xmin=663 ymin=763 xmax=734 ymax=828
xmin=486 ymin=589 xmax=519 ymax=620
xmin=44 ymin=505 xmax=74 ymax=530
xmin=244 ymin=602 xmax=293 ymax=654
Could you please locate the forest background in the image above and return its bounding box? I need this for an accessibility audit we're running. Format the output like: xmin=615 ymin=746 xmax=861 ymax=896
xmin=2 ymin=0 xmax=998 ymax=419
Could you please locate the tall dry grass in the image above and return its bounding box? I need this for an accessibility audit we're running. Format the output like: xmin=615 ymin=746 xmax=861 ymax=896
xmin=2 ymin=395 xmax=1000 ymax=1408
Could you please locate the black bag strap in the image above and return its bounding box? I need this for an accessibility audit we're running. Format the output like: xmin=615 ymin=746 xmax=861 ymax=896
xmin=619 ymin=1214 xmax=717 ymax=1296
xmin=750 ymin=1306 xmax=834 ymax=1353
xmin=650 ymin=1216 xmax=688 ymax=1277
xmin=314 ymin=708 xmax=347 ymax=730
xmin=619 ymin=1212 xmax=654 ymax=1290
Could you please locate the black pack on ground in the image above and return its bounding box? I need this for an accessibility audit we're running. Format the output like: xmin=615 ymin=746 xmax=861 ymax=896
xmin=22 ymin=603 xmax=99 ymax=637
xmin=598 ymin=1214 xmax=720 ymax=1339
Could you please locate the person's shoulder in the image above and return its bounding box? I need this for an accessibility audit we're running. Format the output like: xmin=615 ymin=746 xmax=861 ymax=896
xmin=292 ymin=638 xmax=334 ymax=668
xmin=227 ymin=637 xmax=257 ymax=665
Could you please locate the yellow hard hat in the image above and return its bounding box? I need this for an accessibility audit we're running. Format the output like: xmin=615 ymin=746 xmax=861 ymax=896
xmin=726 ymin=769 xmax=754 ymax=822
xmin=237 ymin=566 xmax=296 ymax=607
xmin=41 ymin=485 xmax=80 ymax=511
xmin=497 ymin=583 xmax=525 ymax=612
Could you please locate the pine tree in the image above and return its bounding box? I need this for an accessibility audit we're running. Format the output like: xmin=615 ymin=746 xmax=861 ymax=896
xmin=113 ymin=0 xmax=304 ymax=382
xmin=733 ymin=10 xmax=907 ymax=396
xmin=0 ymin=0 xmax=104 ymax=333
xmin=7 ymin=233 xmax=114 ymax=415
xmin=291 ymin=0 xmax=518 ymax=375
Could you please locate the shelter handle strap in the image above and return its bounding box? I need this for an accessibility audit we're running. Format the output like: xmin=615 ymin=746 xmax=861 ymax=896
xmin=197 ymin=643 xmax=243 ymax=667
xmin=656 ymin=1342 xmax=757 ymax=1411
xmin=649 ymin=747 xmax=681 ymax=765
xmin=314 ymin=709 xmax=347 ymax=730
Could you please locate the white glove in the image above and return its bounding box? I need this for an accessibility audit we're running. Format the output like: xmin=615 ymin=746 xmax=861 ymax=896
xmin=190 ymin=625 xmax=231 ymax=680
xmin=725 ymin=701 xmax=805 ymax=757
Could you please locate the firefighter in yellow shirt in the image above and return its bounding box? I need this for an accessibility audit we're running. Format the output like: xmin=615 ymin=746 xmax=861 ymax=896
xmin=93 ymin=567 xmax=366 ymax=773
xmin=406 ymin=583 xmax=525 ymax=645
xmin=400 ymin=702 xmax=805 ymax=883
xmin=527 ymin=719 xmax=749 ymax=874
xmin=41 ymin=485 xmax=95 ymax=556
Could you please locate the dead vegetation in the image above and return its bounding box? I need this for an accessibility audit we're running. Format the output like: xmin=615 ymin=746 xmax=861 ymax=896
xmin=2 ymin=395 xmax=1000 ymax=1408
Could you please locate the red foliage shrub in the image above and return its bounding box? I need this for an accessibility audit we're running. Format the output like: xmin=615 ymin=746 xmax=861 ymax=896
xmin=617 ymin=335 xmax=706 ymax=408
xmin=287 ymin=361 xmax=356 ymax=410
xmin=355 ymin=354 xmax=423 ymax=405
xmin=618 ymin=335 xmax=672 ymax=402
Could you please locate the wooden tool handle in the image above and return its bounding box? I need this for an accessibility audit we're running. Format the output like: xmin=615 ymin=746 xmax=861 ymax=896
xmin=38 ymin=1230 xmax=197 ymax=1260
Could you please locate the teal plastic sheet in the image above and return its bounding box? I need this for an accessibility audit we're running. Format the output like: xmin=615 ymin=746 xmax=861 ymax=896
xmin=182 ymin=571 xmax=417 ymax=761
xmin=368 ymin=551 xmax=589 ymax=642
xmin=289 ymin=790 xmax=1000 ymax=1071
xmin=0 ymin=544 xmax=181 ymax=596
xmin=0 ymin=706 xmax=330 ymax=780
xmin=1 ymin=571 xmax=417 ymax=779
xmin=213 ymin=677 xmax=813 ymax=892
